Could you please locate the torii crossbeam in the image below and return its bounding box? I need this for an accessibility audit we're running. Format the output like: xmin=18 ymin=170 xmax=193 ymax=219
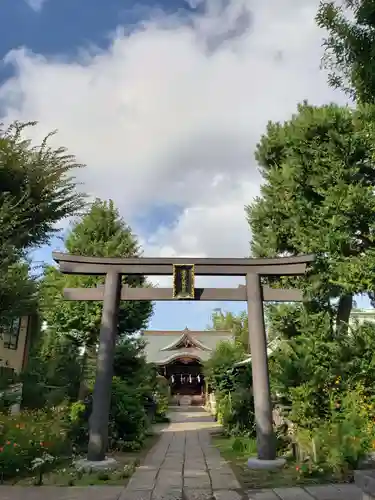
xmin=52 ymin=252 xmax=314 ymax=465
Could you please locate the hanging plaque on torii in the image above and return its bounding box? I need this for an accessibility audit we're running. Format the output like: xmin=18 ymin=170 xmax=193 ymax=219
xmin=52 ymin=252 xmax=314 ymax=466
xmin=173 ymin=264 xmax=195 ymax=299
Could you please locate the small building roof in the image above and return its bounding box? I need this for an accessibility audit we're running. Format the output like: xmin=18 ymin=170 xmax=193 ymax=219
xmin=141 ymin=327 xmax=233 ymax=365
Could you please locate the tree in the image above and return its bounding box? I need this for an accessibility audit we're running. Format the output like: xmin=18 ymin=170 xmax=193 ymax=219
xmin=39 ymin=199 xmax=154 ymax=398
xmin=316 ymin=0 xmax=375 ymax=103
xmin=208 ymin=309 xmax=249 ymax=351
xmin=204 ymin=341 xmax=246 ymax=394
xmin=246 ymin=102 xmax=375 ymax=328
xmin=0 ymin=121 xmax=85 ymax=323
xmin=204 ymin=341 xmax=254 ymax=434
xmin=0 ymin=261 xmax=38 ymax=323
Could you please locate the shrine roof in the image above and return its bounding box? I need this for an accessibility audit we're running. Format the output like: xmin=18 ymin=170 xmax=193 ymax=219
xmin=141 ymin=328 xmax=233 ymax=364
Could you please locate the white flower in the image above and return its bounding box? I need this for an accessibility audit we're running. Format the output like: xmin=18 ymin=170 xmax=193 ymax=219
xmin=31 ymin=453 xmax=55 ymax=470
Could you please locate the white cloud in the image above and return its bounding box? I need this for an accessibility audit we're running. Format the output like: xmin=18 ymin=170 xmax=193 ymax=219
xmin=24 ymin=0 xmax=47 ymax=12
xmin=1 ymin=0 xmax=346 ymax=268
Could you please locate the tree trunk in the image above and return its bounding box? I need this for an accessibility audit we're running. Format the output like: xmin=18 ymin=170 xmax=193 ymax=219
xmin=335 ymin=294 xmax=353 ymax=333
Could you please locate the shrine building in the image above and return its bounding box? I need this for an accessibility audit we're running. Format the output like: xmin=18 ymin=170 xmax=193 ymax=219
xmin=141 ymin=328 xmax=232 ymax=403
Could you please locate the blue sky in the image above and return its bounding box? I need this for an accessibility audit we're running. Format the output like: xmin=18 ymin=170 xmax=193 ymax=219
xmin=1 ymin=0 xmax=371 ymax=331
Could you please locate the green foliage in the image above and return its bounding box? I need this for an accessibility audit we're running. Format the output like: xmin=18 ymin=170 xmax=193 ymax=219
xmin=0 ymin=408 xmax=71 ymax=480
xmin=204 ymin=341 xmax=246 ymax=393
xmin=0 ymin=122 xmax=85 ymax=256
xmin=21 ymin=335 xmax=82 ymax=409
xmin=295 ymin=386 xmax=375 ymax=475
xmin=217 ymin=388 xmax=255 ymax=436
xmin=65 ymin=338 xmax=157 ymax=451
xmin=0 ymin=262 xmax=38 ymax=326
xmin=205 ymin=341 xmax=254 ymax=435
xmin=247 ymin=102 xmax=375 ymax=324
xmin=114 ymin=337 xmax=150 ymax=382
xmin=39 ymin=199 xmax=153 ymax=350
xmin=231 ymin=436 xmax=257 ymax=456
xmin=154 ymin=376 xmax=170 ymax=421
xmin=269 ymin=306 xmax=375 ymax=429
xmin=37 ymin=199 xmax=154 ymax=399
xmin=108 ymin=377 xmax=148 ymax=450
xmin=208 ymin=309 xmax=249 ymax=351
xmin=245 ymin=96 xmax=375 ymax=472
xmin=64 ymin=401 xmax=89 ymax=447
xmin=316 ymin=0 xmax=375 ymax=103
xmin=113 ymin=337 xmax=157 ymax=405
xmin=0 ymin=121 xmax=85 ymax=325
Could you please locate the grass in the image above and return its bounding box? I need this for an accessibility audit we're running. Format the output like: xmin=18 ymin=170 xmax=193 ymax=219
xmin=9 ymin=433 xmax=160 ymax=487
xmin=212 ymin=434 xmax=340 ymax=490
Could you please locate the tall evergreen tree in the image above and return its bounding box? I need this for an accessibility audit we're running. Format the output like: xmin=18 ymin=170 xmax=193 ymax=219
xmin=246 ymin=102 xmax=375 ymax=327
xmin=39 ymin=199 xmax=153 ymax=397
xmin=247 ymin=101 xmax=375 ymax=429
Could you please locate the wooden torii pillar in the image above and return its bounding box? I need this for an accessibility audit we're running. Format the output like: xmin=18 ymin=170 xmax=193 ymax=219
xmin=52 ymin=252 xmax=314 ymax=463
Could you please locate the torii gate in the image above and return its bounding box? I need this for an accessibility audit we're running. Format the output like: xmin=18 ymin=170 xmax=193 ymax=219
xmin=52 ymin=252 xmax=314 ymax=465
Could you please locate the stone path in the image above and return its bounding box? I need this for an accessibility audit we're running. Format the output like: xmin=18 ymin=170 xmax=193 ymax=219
xmin=121 ymin=407 xmax=362 ymax=500
xmin=0 ymin=407 xmax=363 ymax=499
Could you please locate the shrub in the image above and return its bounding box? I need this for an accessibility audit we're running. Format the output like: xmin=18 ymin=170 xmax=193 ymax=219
xmin=294 ymin=386 xmax=375 ymax=476
xmin=64 ymin=400 xmax=89 ymax=448
xmin=226 ymin=388 xmax=255 ymax=436
xmin=216 ymin=392 xmax=232 ymax=428
xmin=204 ymin=341 xmax=246 ymax=393
xmin=154 ymin=376 xmax=170 ymax=421
xmin=0 ymin=408 xmax=70 ymax=480
xmin=216 ymin=388 xmax=255 ymax=436
xmin=108 ymin=377 xmax=148 ymax=451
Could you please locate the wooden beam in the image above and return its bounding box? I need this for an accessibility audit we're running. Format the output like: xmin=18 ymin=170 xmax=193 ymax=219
xmin=57 ymin=261 xmax=309 ymax=276
xmin=63 ymin=286 xmax=303 ymax=302
xmin=262 ymin=287 xmax=303 ymax=302
xmin=53 ymin=252 xmax=315 ymax=267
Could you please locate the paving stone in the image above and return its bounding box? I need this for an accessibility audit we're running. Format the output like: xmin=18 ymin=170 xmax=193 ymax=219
xmin=184 ymin=475 xmax=211 ymax=489
xmin=213 ymin=490 xmax=242 ymax=500
xmin=247 ymin=491 xmax=281 ymax=500
xmin=184 ymin=489 xmax=214 ymax=500
xmin=331 ymin=484 xmax=361 ymax=500
xmin=304 ymin=484 xmax=350 ymax=500
xmin=119 ymin=490 xmax=152 ymax=500
xmin=162 ymin=462 xmax=184 ymax=471
xmin=185 ymin=463 xmax=207 ymax=471
xmin=144 ymin=456 xmax=165 ymax=467
xmin=207 ymin=465 xmax=234 ymax=475
xmin=273 ymin=487 xmax=314 ymax=499
xmin=137 ymin=465 xmax=159 ymax=472
xmin=210 ymin=472 xmax=240 ymax=490
xmin=151 ymin=487 xmax=183 ymax=500
xmin=184 ymin=469 xmax=212 ymax=478
xmin=156 ymin=472 xmax=183 ymax=488
xmin=127 ymin=470 xmax=157 ymax=490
